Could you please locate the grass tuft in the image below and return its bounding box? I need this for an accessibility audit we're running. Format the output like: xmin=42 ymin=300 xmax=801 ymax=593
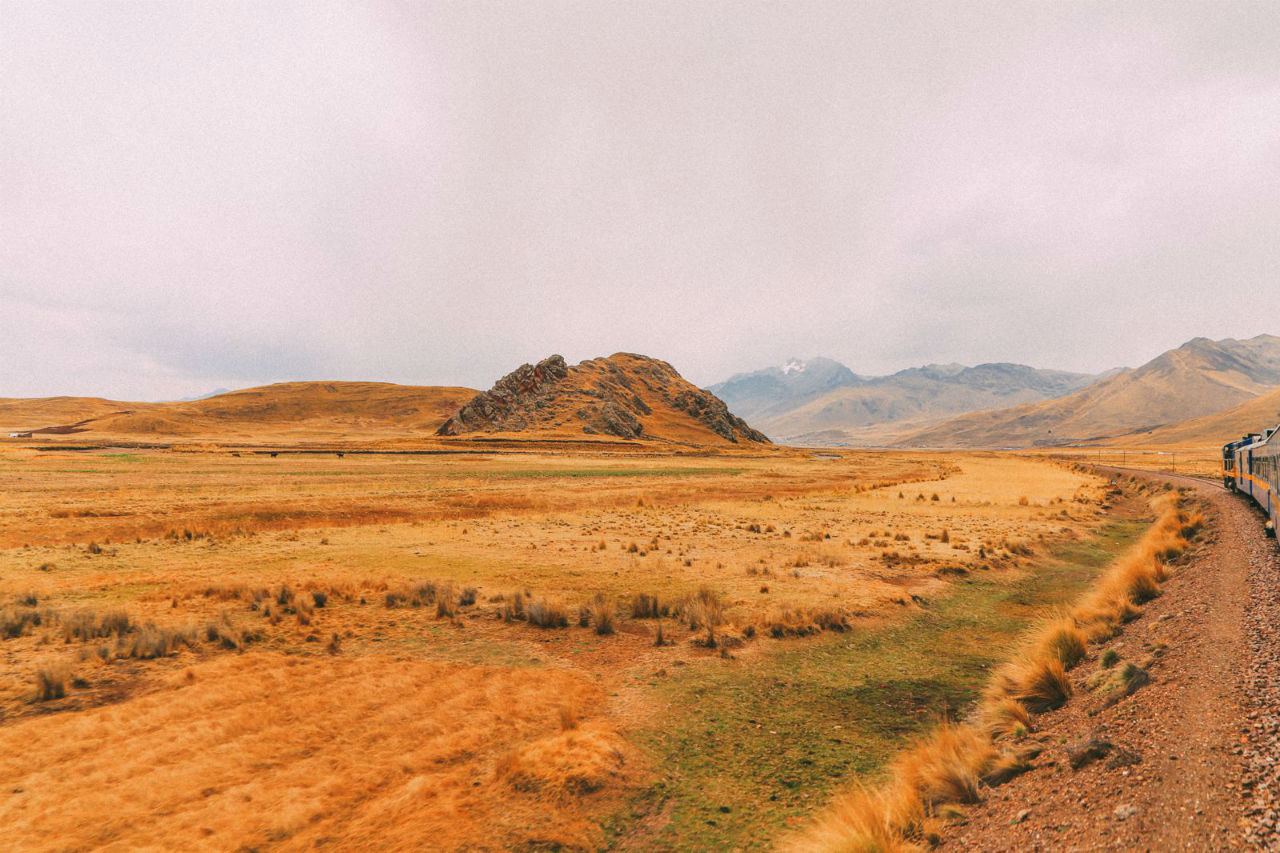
xmin=527 ymin=598 xmax=570 ymax=629
xmin=34 ymin=661 xmax=70 ymax=701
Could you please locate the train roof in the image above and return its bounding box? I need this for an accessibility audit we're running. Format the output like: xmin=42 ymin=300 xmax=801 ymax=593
xmin=1225 ymin=425 xmax=1280 ymax=453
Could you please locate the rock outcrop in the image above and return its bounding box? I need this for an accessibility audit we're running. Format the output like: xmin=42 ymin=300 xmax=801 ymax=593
xmin=437 ymin=353 xmax=770 ymax=445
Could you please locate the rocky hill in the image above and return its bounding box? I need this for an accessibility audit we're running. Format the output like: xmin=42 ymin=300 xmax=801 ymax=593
xmin=438 ymin=354 xmax=769 ymax=445
xmin=902 ymin=335 xmax=1280 ymax=447
xmin=710 ymin=358 xmax=1106 ymax=445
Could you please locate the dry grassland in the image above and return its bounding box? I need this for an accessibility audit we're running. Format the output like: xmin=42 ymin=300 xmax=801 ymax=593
xmin=1036 ymin=447 xmax=1222 ymax=480
xmin=0 ymin=445 xmax=1115 ymax=849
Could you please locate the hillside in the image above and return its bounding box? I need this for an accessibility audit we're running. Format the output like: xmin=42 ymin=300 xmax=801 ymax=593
xmin=438 ymin=353 xmax=770 ymax=446
xmin=902 ymin=335 xmax=1280 ymax=448
xmin=1106 ymin=385 xmax=1280 ymax=449
xmin=710 ymin=358 xmax=1105 ymax=445
xmin=0 ymin=382 xmax=476 ymax=441
xmin=0 ymin=397 xmax=139 ymax=433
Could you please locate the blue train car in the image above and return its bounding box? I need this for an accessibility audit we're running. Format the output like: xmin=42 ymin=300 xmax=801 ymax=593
xmin=1224 ymin=426 xmax=1280 ymax=537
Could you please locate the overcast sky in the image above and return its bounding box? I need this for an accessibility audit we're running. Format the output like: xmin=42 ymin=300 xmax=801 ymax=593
xmin=3 ymin=1 xmax=1279 ymax=400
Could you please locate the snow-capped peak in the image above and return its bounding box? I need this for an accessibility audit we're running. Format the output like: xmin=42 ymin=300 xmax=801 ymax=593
xmin=781 ymin=359 xmax=806 ymax=375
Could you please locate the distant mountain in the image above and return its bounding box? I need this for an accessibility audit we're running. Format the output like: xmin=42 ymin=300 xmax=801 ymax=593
xmin=440 ymin=353 xmax=769 ymax=446
xmin=173 ymin=388 xmax=232 ymax=402
xmin=708 ymin=358 xmax=861 ymax=423
xmin=708 ymin=358 xmax=1107 ymax=445
xmin=902 ymin=335 xmax=1280 ymax=448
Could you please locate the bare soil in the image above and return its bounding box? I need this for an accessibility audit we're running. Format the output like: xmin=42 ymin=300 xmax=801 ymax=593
xmin=943 ymin=469 xmax=1280 ymax=851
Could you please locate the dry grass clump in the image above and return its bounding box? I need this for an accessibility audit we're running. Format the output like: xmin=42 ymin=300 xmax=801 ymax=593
xmin=496 ymin=723 xmax=629 ymax=797
xmin=203 ymin=615 xmax=262 ymax=651
xmin=62 ymin=609 xmax=133 ymax=641
xmin=34 ymin=661 xmax=70 ymax=701
xmin=988 ymin=658 xmax=1073 ymax=713
xmin=788 ymin=783 xmax=929 ymax=853
xmin=579 ymin=594 xmax=615 ymax=635
xmin=1032 ymin=617 xmax=1087 ymax=669
xmin=629 ymin=592 xmax=668 ymax=619
xmin=977 ymin=697 xmax=1032 ymax=742
xmin=674 ymin=586 xmax=725 ymax=631
xmin=527 ymin=598 xmax=570 ymax=629
xmin=295 ymin=595 xmax=315 ymax=626
xmin=500 ymin=591 xmax=527 ymax=622
xmin=1 ymin=606 xmax=43 ymax=639
xmin=436 ymin=582 xmax=457 ymax=618
xmin=893 ymin=721 xmax=996 ymax=806
xmin=761 ymin=606 xmax=852 ymax=639
xmin=121 ymin=624 xmax=197 ymax=659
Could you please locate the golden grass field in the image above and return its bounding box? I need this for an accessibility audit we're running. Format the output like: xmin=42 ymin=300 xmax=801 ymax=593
xmin=0 ymin=442 xmax=1127 ymax=849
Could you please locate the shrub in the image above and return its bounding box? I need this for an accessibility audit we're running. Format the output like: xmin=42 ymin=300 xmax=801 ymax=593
xmin=459 ymin=587 xmax=477 ymax=607
xmin=311 ymin=590 xmax=328 ymax=608
xmin=276 ymin=585 xmax=295 ymax=607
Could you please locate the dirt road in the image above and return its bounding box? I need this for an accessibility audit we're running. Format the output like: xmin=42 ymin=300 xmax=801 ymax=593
xmin=942 ymin=469 xmax=1280 ymax=851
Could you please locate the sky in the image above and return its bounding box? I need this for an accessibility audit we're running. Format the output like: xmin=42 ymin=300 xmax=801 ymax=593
xmin=3 ymin=1 xmax=1279 ymax=400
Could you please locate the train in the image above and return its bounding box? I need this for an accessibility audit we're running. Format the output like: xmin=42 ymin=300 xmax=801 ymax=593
xmin=1224 ymin=426 xmax=1280 ymax=537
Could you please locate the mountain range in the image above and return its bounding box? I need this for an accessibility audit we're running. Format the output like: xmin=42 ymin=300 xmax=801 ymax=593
xmin=710 ymin=359 xmax=1112 ymax=445
xmin=4 ymin=335 xmax=1280 ymax=450
xmin=900 ymin=335 xmax=1280 ymax=447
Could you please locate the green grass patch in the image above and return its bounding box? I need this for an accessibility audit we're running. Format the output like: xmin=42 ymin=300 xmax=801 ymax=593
xmin=609 ymin=516 xmax=1149 ymax=850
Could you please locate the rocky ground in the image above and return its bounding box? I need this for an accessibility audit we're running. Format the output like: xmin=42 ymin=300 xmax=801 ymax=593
xmin=941 ymin=469 xmax=1280 ymax=851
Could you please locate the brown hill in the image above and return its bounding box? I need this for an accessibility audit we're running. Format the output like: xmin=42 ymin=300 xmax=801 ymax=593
xmin=438 ymin=353 xmax=770 ymax=446
xmin=901 ymin=335 xmax=1280 ymax=448
xmin=0 ymin=397 xmax=138 ymax=433
xmin=1106 ymin=385 xmax=1280 ymax=449
xmin=0 ymin=382 xmax=476 ymax=441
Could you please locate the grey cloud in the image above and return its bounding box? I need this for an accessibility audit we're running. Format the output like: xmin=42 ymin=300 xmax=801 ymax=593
xmin=2 ymin=1 xmax=1277 ymax=400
